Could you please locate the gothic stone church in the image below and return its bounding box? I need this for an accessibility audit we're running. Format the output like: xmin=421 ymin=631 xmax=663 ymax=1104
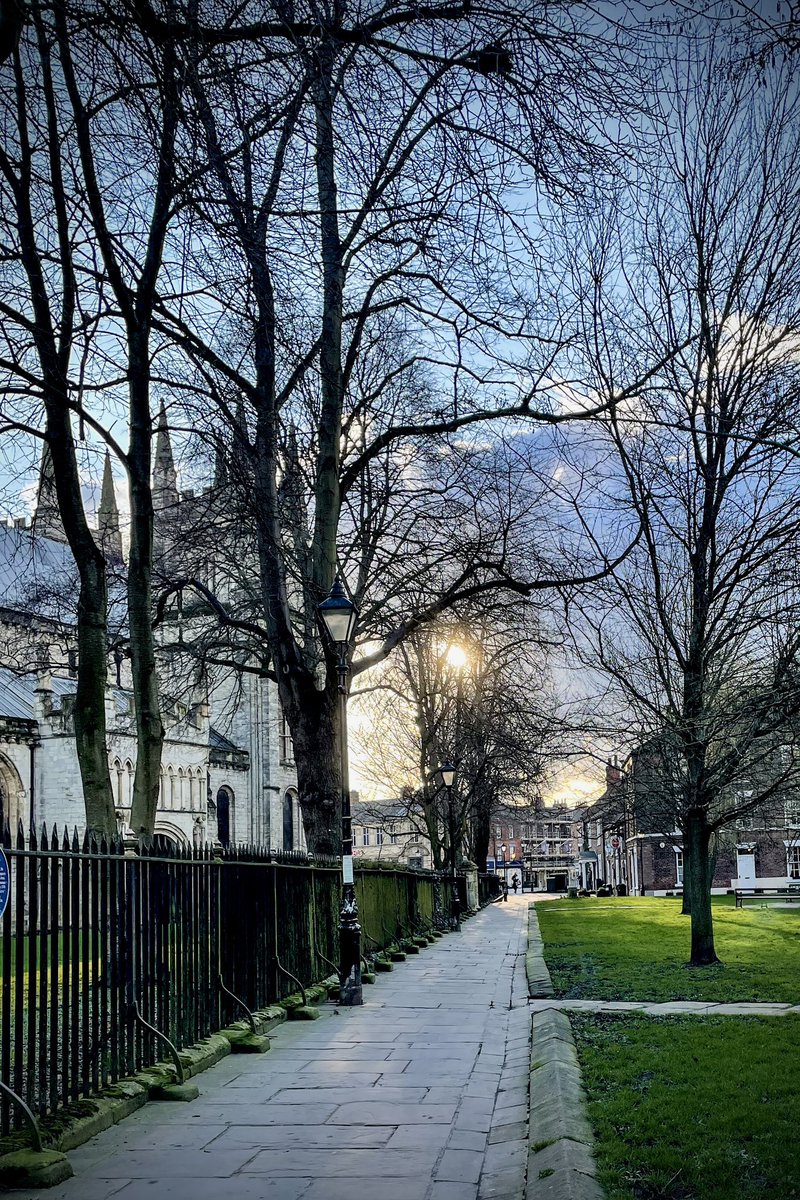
xmin=0 ymin=422 xmax=302 ymax=852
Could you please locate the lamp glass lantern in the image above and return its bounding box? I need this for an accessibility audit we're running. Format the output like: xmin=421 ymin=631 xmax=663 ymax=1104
xmin=439 ymin=762 xmax=456 ymax=789
xmin=318 ymin=577 xmax=357 ymax=647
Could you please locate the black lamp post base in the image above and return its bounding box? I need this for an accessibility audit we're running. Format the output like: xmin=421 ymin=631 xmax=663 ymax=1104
xmin=339 ymin=923 xmax=363 ymax=1006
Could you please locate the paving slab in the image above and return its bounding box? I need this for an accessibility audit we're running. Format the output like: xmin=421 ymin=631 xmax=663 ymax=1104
xmin=10 ymin=895 xmax=535 ymax=1200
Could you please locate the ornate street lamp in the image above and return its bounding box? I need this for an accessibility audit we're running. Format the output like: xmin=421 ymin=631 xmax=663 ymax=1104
xmin=500 ymin=842 xmax=507 ymax=890
xmin=438 ymin=761 xmax=460 ymax=931
xmin=318 ymin=577 xmax=362 ymax=1006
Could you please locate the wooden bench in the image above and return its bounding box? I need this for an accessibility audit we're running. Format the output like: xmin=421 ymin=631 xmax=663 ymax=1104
xmin=734 ymin=886 xmax=800 ymax=909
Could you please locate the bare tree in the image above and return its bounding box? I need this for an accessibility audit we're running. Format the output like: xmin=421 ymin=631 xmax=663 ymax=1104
xmin=0 ymin=9 xmax=117 ymax=833
xmin=566 ymin=33 xmax=800 ymax=964
xmin=0 ymin=2 xmax=189 ymax=835
xmin=140 ymin=2 xmax=660 ymax=854
xmin=354 ymin=608 xmax=557 ymax=870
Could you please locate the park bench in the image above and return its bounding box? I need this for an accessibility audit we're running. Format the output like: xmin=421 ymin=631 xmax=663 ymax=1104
xmin=734 ymin=885 xmax=800 ymax=909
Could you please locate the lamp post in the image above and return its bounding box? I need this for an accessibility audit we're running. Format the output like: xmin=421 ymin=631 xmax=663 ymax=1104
xmin=318 ymin=577 xmax=362 ymax=1006
xmin=500 ymin=842 xmax=507 ymax=888
xmin=438 ymin=762 xmax=460 ymax=931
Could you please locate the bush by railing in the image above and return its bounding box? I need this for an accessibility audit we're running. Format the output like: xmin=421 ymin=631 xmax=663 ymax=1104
xmin=0 ymin=824 xmax=441 ymax=1136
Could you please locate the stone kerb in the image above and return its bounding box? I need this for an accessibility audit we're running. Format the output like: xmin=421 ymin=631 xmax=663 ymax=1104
xmin=527 ymin=1010 xmax=604 ymax=1200
xmin=526 ymin=903 xmax=554 ymax=998
xmin=525 ymin=903 xmax=605 ymax=1200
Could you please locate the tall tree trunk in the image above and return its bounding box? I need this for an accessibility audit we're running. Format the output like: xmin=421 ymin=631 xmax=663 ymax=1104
xmin=287 ymin=681 xmax=341 ymax=856
xmin=128 ymin=364 xmax=164 ymax=837
xmin=10 ymin=27 xmax=115 ymax=836
xmin=684 ymin=807 xmax=719 ymax=965
xmin=74 ymin=552 xmax=116 ymax=836
xmin=681 ymin=842 xmax=691 ymax=913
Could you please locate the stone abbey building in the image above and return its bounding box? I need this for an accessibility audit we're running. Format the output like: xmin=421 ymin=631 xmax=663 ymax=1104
xmin=0 ymin=419 xmax=301 ymax=851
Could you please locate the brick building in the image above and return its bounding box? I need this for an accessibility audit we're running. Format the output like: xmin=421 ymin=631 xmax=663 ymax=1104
xmin=488 ymin=803 xmax=581 ymax=892
xmin=577 ymin=750 xmax=800 ymax=896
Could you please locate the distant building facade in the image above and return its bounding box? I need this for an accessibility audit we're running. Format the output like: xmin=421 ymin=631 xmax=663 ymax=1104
xmin=576 ymin=751 xmax=800 ymax=896
xmin=351 ymin=798 xmax=433 ymax=869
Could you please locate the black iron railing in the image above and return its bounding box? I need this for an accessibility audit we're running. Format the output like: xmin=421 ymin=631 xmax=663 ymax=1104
xmin=0 ymin=824 xmax=438 ymax=1135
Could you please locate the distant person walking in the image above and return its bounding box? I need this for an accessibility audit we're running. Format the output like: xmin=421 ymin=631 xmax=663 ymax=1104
xmin=511 ymin=874 xmax=519 ymax=894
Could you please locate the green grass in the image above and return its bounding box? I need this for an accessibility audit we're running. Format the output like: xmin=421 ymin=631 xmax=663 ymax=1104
xmin=571 ymin=1012 xmax=800 ymax=1200
xmin=537 ymin=896 xmax=800 ymax=1002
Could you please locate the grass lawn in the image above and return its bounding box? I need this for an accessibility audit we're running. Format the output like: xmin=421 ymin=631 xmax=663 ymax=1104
xmin=536 ymin=896 xmax=800 ymax=1002
xmin=571 ymin=1012 xmax=800 ymax=1200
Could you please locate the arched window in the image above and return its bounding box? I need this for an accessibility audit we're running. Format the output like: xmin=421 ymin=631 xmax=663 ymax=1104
xmin=178 ymin=767 xmax=185 ymax=809
xmin=282 ymin=789 xmax=298 ymax=852
xmin=124 ymin=761 xmax=134 ymax=808
xmin=168 ymin=766 xmax=176 ymax=810
xmin=196 ymin=768 xmax=205 ymax=812
xmin=216 ymin=787 xmax=232 ymax=847
xmin=112 ymin=758 xmax=123 ymax=807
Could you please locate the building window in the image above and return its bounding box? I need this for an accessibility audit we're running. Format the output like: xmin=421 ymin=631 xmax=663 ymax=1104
xmin=785 ymin=800 xmax=800 ymax=828
xmin=509 ymin=843 xmax=516 ymax=857
xmin=280 ymin=710 xmax=294 ymax=764
xmin=408 ymin=856 xmax=423 ymax=868
xmin=675 ymin=850 xmax=684 ymax=885
xmin=495 ymin=826 xmax=501 ymax=838
xmin=376 ymin=829 xmax=384 ymax=846
xmin=361 ymin=828 xmax=370 ymax=847
xmin=507 ymin=825 xmax=514 ymax=839
xmin=788 ymin=847 xmax=800 ymax=880
xmin=388 ymin=827 xmax=399 ymax=845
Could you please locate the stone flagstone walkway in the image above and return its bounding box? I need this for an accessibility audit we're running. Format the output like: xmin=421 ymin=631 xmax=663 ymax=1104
xmin=10 ymin=895 xmax=533 ymax=1200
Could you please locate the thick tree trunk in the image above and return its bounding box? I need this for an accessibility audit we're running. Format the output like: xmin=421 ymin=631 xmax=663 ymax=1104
xmin=74 ymin=554 xmax=116 ymax=837
xmin=681 ymin=844 xmax=691 ymax=913
xmin=288 ymin=682 xmax=341 ymax=856
xmin=128 ymin=372 xmax=164 ymax=838
xmin=684 ymin=807 xmax=720 ymax=965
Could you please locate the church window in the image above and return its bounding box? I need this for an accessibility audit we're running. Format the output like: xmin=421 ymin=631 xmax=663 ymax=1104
xmin=112 ymin=759 xmax=123 ymax=807
xmin=124 ymin=761 xmax=134 ymax=808
xmin=168 ymin=767 xmax=176 ymax=810
xmin=280 ymin=710 xmax=294 ymax=764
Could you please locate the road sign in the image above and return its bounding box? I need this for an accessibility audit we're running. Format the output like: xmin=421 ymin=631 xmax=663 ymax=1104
xmin=0 ymin=848 xmax=9 ymax=920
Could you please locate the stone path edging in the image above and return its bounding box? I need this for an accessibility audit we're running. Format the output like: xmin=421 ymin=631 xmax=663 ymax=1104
xmin=529 ymin=999 xmax=800 ymax=1016
xmin=526 ymin=904 xmax=553 ymax=999
xmin=525 ymin=904 xmax=604 ymax=1200
xmin=526 ymin=1010 xmax=603 ymax=1200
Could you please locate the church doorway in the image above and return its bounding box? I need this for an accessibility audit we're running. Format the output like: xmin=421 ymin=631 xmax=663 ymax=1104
xmin=0 ymin=755 xmax=25 ymax=835
xmin=216 ymin=787 xmax=232 ymax=847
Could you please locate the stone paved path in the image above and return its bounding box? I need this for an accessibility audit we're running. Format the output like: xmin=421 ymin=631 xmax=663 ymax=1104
xmin=10 ymin=895 xmax=533 ymax=1200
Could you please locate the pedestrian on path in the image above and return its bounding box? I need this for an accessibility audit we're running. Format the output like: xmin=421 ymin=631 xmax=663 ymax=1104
xmin=511 ymin=874 xmax=518 ymax=894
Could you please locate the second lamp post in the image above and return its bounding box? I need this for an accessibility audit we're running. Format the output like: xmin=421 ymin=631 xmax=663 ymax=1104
xmin=318 ymin=577 xmax=362 ymax=1006
xmin=438 ymin=762 xmax=461 ymax=932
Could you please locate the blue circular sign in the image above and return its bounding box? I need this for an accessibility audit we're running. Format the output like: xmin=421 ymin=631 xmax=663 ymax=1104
xmin=0 ymin=848 xmax=9 ymax=920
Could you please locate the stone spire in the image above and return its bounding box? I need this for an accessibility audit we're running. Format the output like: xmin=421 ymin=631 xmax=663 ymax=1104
xmin=32 ymin=441 xmax=66 ymax=543
xmin=97 ymin=450 xmax=122 ymax=561
xmin=153 ymin=401 xmax=179 ymax=514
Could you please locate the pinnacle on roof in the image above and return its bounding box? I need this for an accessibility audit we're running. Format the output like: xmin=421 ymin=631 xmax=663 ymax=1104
xmin=97 ymin=450 xmax=122 ymax=561
xmin=32 ymin=441 xmax=66 ymax=544
xmin=153 ymin=401 xmax=178 ymax=511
